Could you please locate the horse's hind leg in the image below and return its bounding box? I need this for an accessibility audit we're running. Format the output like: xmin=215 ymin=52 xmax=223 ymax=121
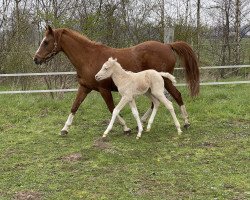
xmin=129 ymin=100 xmax=143 ymax=139
xmin=61 ymin=85 xmax=91 ymax=135
xmin=99 ymin=89 xmax=131 ymax=133
xmin=164 ymin=78 xmax=190 ymax=129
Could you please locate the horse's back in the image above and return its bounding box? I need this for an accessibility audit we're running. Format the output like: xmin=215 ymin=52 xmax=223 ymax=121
xmin=133 ymin=41 xmax=176 ymax=72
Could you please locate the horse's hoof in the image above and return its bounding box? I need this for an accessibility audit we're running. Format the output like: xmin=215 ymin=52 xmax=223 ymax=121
xmin=136 ymin=136 xmax=140 ymax=140
xmin=178 ymin=131 xmax=182 ymax=135
xmin=184 ymin=123 xmax=190 ymax=129
xmin=60 ymin=130 xmax=68 ymax=136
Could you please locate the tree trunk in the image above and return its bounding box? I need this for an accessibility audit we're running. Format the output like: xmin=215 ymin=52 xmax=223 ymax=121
xmin=160 ymin=0 xmax=165 ymax=43
xmin=196 ymin=0 xmax=201 ymax=62
xmin=235 ymin=0 xmax=241 ymax=65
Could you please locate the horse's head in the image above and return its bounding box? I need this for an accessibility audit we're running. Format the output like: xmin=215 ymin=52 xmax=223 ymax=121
xmin=33 ymin=26 xmax=61 ymax=65
xmin=95 ymin=57 xmax=118 ymax=81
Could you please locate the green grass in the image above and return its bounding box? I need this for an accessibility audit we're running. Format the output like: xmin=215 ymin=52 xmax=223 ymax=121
xmin=0 ymin=85 xmax=249 ymax=200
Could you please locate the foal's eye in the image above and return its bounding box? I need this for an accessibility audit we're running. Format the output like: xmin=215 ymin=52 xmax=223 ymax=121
xmin=104 ymin=67 xmax=108 ymax=70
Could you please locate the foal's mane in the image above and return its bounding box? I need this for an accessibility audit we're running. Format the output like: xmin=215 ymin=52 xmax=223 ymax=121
xmin=113 ymin=60 xmax=133 ymax=74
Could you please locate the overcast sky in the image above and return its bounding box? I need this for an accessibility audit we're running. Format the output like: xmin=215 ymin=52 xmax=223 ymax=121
xmin=162 ymin=0 xmax=250 ymax=26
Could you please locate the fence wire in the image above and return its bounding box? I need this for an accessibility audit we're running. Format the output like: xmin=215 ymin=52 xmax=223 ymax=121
xmin=0 ymin=65 xmax=249 ymax=94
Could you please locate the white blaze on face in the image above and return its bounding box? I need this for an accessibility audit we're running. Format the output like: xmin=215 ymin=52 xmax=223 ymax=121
xmin=35 ymin=37 xmax=46 ymax=55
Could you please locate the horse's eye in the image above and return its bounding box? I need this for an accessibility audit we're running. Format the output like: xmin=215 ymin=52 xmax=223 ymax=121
xmin=105 ymin=67 xmax=108 ymax=70
xmin=43 ymin=41 xmax=48 ymax=46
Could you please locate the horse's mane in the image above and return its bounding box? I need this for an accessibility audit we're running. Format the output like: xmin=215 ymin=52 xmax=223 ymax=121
xmin=59 ymin=28 xmax=106 ymax=47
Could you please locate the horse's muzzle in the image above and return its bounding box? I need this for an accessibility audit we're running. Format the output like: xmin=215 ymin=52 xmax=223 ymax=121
xmin=33 ymin=57 xmax=42 ymax=65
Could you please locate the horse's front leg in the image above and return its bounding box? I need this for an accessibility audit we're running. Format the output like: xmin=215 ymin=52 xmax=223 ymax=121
xmin=61 ymin=85 xmax=91 ymax=135
xmin=99 ymin=89 xmax=131 ymax=133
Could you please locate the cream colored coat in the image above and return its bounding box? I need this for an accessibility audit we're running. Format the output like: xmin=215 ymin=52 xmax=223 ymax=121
xmin=95 ymin=57 xmax=182 ymax=139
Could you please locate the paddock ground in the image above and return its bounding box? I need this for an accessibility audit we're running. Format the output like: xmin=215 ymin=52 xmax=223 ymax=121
xmin=0 ymin=84 xmax=249 ymax=199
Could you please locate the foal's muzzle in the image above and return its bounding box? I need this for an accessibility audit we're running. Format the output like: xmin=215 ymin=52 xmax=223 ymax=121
xmin=95 ymin=75 xmax=101 ymax=81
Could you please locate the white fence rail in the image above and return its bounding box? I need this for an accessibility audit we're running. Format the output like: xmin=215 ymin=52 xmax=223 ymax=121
xmin=0 ymin=65 xmax=249 ymax=94
xmin=0 ymin=71 xmax=76 ymax=77
xmin=175 ymin=64 xmax=250 ymax=70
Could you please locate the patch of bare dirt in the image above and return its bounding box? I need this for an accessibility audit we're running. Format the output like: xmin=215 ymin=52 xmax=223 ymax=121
xmin=61 ymin=153 xmax=82 ymax=162
xmin=93 ymin=137 xmax=112 ymax=150
xmin=14 ymin=191 xmax=42 ymax=200
xmin=201 ymin=141 xmax=218 ymax=148
xmin=135 ymin=188 xmax=150 ymax=196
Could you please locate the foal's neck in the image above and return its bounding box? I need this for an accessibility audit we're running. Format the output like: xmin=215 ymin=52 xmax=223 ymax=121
xmin=111 ymin=64 xmax=130 ymax=88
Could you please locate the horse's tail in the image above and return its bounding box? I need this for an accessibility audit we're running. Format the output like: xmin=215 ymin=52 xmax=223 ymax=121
xmin=159 ymin=72 xmax=176 ymax=84
xmin=169 ymin=41 xmax=200 ymax=97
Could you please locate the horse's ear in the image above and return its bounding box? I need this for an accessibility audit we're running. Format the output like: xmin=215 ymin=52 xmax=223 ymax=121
xmin=114 ymin=58 xmax=117 ymax=62
xmin=46 ymin=25 xmax=53 ymax=34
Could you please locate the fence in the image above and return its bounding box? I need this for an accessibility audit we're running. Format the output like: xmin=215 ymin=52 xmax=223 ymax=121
xmin=0 ymin=65 xmax=249 ymax=94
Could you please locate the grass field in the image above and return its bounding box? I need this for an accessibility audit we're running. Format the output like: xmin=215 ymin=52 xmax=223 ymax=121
xmin=0 ymin=84 xmax=249 ymax=200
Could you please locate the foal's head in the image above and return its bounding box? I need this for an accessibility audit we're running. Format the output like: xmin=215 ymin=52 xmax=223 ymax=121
xmin=33 ymin=26 xmax=61 ymax=65
xmin=95 ymin=57 xmax=118 ymax=81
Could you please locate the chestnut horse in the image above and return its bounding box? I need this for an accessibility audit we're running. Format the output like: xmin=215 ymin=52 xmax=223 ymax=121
xmin=34 ymin=26 xmax=199 ymax=136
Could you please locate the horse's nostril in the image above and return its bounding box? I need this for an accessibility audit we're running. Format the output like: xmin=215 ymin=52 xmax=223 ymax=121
xmin=34 ymin=57 xmax=40 ymax=65
xmin=34 ymin=57 xmax=38 ymax=63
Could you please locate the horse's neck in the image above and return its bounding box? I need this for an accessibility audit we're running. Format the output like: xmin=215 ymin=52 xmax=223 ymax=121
xmin=60 ymin=31 xmax=97 ymax=72
xmin=111 ymin=65 xmax=130 ymax=88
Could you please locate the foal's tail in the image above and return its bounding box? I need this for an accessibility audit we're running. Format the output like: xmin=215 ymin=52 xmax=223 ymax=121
xmin=159 ymin=72 xmax=176 ymax=84
xmin=169 ymin=41 xmax=200 ymax=97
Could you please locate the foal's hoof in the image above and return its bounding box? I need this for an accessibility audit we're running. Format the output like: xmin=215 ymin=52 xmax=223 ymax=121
xmin=184 ymin=123 xmax=191 ymax=129
xmin=146 ymin=128 xmax=151 ymax=132
xmin=124 ymin=129 xmax=131 ymax=136
xmin=60 ymin=130 xmax=68 ymax=136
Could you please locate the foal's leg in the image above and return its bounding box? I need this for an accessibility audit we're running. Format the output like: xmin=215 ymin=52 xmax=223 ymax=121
xmin=155 ymin=93 xmax=182 ymax=135
xmin=128 ymin=100 xmax=143 ymax=139
xmin=61 ymin=85 xmax=91 ymax=135
xmin=99 ymin=89 xmax=131 ymax=132
xmin=145 ymin=95 xmax=160 ymax=132
xmin=141 ymin=103 xmax=153 ymax=123
xmin=141 ymin=89 xmax=170 ymax=123
xmin=103 ymin=97 xmax=128 ymax=138
xmin=164 ymin=78 xmax=190 ymax=129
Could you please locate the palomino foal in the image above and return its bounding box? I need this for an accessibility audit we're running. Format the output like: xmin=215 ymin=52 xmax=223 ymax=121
xmin=95 ymin=57 xmax=182 ymax=139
